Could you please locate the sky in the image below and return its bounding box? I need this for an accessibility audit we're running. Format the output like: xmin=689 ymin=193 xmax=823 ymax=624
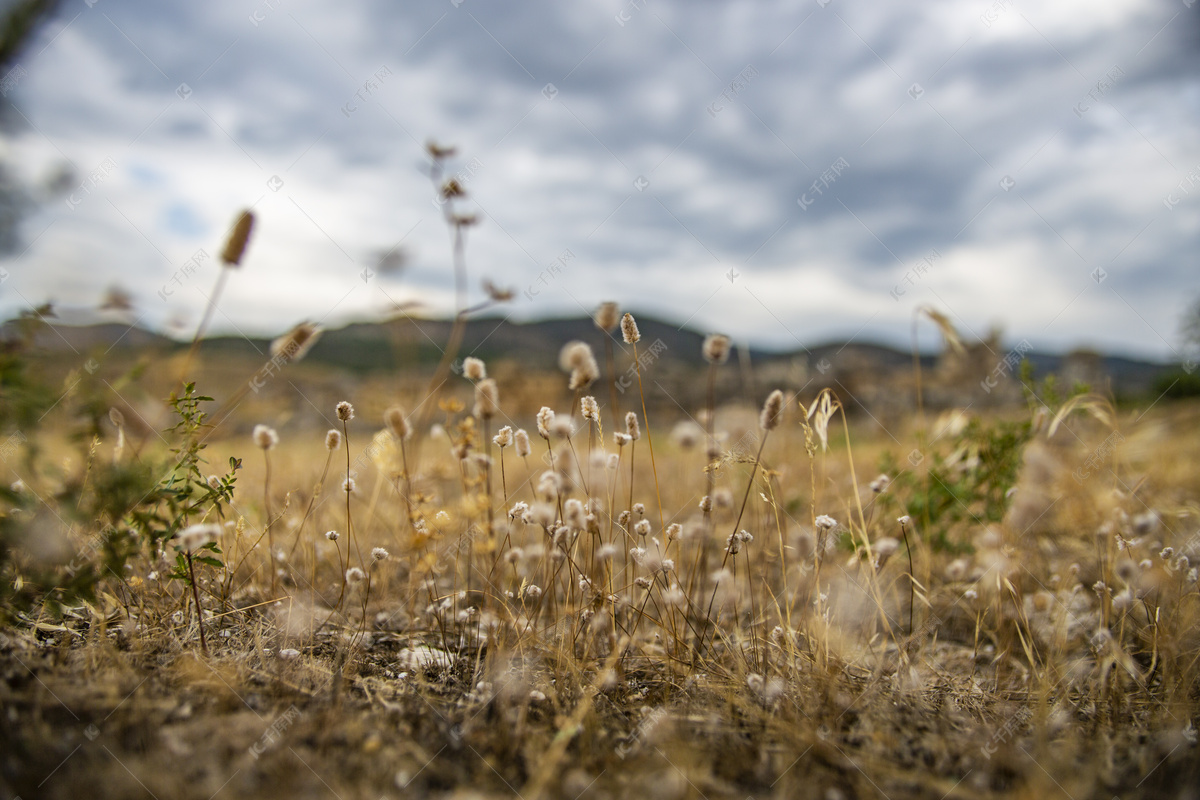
xmin=0 ymin=0 xmax=1198 ymax=361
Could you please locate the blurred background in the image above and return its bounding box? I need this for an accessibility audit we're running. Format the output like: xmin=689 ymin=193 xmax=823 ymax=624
xmin=1 ymin=0 xmax=1198 ymax=364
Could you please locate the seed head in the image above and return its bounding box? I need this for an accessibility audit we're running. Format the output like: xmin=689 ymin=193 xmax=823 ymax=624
xmin=759 ymin=389 xmax=784 ymax=430
xmin=175 ymin=523 xmax=221 ymax=552
xmin=253 ymin=424 xmax=278 ymax=450
xmin=325 ymin=530 xmax=339 ymax=541
xmin=614 ymin=432 xmax=631 ymax=447
xmin=702 ymin=333 xmax=731 ymax=364
xmin=580 ymin=396 xmax=600 ymax=422
xmin=371 ymin=547 xmax=389 ymax=562
xmin=524 ymin=584 xmax=542 ymax=600
xmin=346 ymin=567 xmax=366 ymax=585
xmin=336 ymin=401 xmax=354 ymax=422
xmin=325 ymin=429 xmax=341 ymax=450
xmin=560 ymin=341 xmax=599 ymax=390
xmin=270 ymin=321 xmax=322 ymax=363
xmin=384 ymin=406 xmax=411 ymax=440
xmin=220 ymin=210 xmax=255 ymax=267
xmin=621 ymin=312 xmax=640 ymax=344
xmin=474 ymin=378 xmax=499 ymax=420
xmin=536 ymin=407 xmax=555 ymax=439
xmin=594 ymin=301 xmax=620 ymax=332
xmin=634 ymin=519 xmax=651 ymax=537
xmin=870 ymin=474 xmax=890 ymax=493
xmin=463 ymin=357 xmax=486 ymax=381
xmin=565 ymin=499 xmax=586 ymax=530
xmin=550 ymin=416 xmax=575 ymax=439
xmin=514 ymin=428 xmax=532 ymax=457
xmin=815 ymin=515 xmax=837 ymax=531
xmin=897 ymin=515 xmax=911 ymax=527
xmin=343 ymin=478 xmax=356 ymax=493
xmin=625 ymin=411 xmax=640 ymax=441
xmin=494 ymin=426 xmax=513 ymax=447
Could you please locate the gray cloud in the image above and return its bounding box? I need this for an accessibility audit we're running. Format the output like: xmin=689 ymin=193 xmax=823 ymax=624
xmin=0 ymin=0 xmax=1197 ymax=362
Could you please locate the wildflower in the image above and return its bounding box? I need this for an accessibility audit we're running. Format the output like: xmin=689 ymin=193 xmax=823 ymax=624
xmin=746 ymin=673 xmax=765 ymax=695
xmin=898 ymin=515 xmax=911 ymax=527
xmin=524 ymin=584 xmax=543 ymax=600
xmin=621 ymin=312 xmax=640 ymax=344
xmin=872 ymin=537 xmax=899 ymax=568
xmin=666 ymin=523 xmax=682 ymax=541
xmin=870 ymin=474 xmax=890 ymax=493
xmin=253 ymin=424 xmax=278 ymax=450
xmin=634 ymin=576 xmax=652 ymax=589
xmin=336 ymin=401 xmax=354 ymax=421
xmin=759 ymin=389 xmax=784 ymax=431
xmin=625 ymin=411 xmax=640 ymax=441
xmin=1092 ymin=580 xmax=1108 ymax=595
xmin=581 ymin=396 xmax=600 ymax=422
xmin=372 ymin=547 xmax=389 ymax=562
xmin=346 ymin=567 xmax=366 ymax=585
xmin=633 ymin=503 xmax=645 ymax=516
xmin=1160 ymin=547 xmax=1175 ymax=561
xmin=474 ymin=379 xmax=499 ymax=419
xmin=578 ymin=576 xmax=593 ymax=593
xmin=702 ymin=333 xmax=731 ymax=364
xmin=509 ymin=501 xmax=529 ymax=519
xmin=815 ymin=515 xmax=837 ymax=531
xmin=699 ymin=495 xmax=713 ymax=512
xmin=325 ymin=429 xmax=341 ymax=450
xmin=494 ymin=426 xmax=513 ymax=447
xmin=618 ymin=510 xmax=631 ymax=527
xmin=629 ymin=546 xmax=646 ymax=564
xmin=175 ymin=523 xmax=221 ymax=552
xmin=514 ymin=428 xmax=532 ymax=457
xmin=550 ymin=416 xmax=574 ymax=439
xmin=661 ymin=559 xmax=675 ymax=573
xmin=594 ymin=301 xmax=620 ymax=332
xmin=463 ymin=357 xmax=486 ymax=381
xmin=325 ymin=530 xmax=339 ymax=541
xmin=634 ymin=520 xmax=651 ymax=537
xmin=614 ymin=432 xmax=632 ymax=447
xmin=597 ymin=544 xmax=618 ymax=561
xmin=606 ymin=453 xmax=620 ymax=470
xmin=537 ymin=407 xmax=555 ymax=439
xmin=770 ymin=625 xmax=784 ymax=644
xmin=385 ymin=406 xmax=411 ymax=440
xmin=726 ymin=532 xmax=742 ymax=554
xmin=964 ymin=589 xmax=978 ymax=600
xmin=343 ymin=478 xmax=356 ymax=493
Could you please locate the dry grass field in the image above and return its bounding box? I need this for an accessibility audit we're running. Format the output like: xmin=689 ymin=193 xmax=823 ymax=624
xmin=4 ymin=198 xmax=1200 ymax=800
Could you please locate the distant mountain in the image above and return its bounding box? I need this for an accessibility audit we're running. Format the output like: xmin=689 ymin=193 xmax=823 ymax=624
xmin=3 ymin=313 xmax=1179 ymax=401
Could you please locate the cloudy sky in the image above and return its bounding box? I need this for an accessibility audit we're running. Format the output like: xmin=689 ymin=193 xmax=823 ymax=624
xmin=0 ymin=0 xmax=1197 ymax=360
